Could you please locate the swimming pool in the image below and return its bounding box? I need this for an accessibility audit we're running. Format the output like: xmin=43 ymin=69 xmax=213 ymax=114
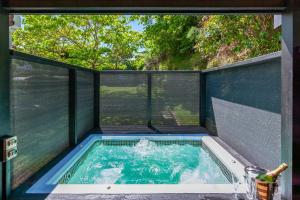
xmin=27 ymin=134 xmax=246 ymax=194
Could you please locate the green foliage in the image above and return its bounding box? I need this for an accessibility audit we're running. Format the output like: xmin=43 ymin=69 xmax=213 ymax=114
xmin=140 ymin=15 xmax=197 ymax=56
xmin=188 ymin=15 xmax=281 ymax=68
xmin=13 ymin=15 xmax=143 ymax=70
xmin=140 ymin=15 xmax=280 ymax=70
xmin=13 ymin=15 xmax=281 ymax=70
xmin=138 ymin=15 xmax=199 ymax=70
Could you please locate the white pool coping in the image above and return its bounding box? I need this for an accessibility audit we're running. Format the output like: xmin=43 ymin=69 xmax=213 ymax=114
xmin=27 ymin=134 xmax=246 ymax=194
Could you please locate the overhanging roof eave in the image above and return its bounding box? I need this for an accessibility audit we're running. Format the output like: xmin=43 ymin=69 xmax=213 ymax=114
xmin=3 ymin=0 xmax=287 ymax=14
xmin=6 ymin=6 xmax=287 ymax=14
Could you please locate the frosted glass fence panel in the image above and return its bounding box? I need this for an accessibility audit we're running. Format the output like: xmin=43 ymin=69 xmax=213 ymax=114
xmin=10 ymin=58 xmax=69 ymax=189
xmin=100 ymin=73 xmax=148 ymax=125
xmin=76 ymin=71 xmax=94 ymax=139
xmin=152 ymin=73 xmax=200 ymax=126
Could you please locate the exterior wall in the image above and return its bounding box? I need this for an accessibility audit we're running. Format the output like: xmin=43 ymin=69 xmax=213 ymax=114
xmin=76 ymin=71 xmax=94 ymax=140
xmin=204 ymin=52 xmax=281 ymax=169
xmin=10 ymin=58 xmax=69 ymax=189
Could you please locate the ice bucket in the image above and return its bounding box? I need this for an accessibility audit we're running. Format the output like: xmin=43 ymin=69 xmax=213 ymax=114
xmin=244 ymin=166 xmax=267 ymax=200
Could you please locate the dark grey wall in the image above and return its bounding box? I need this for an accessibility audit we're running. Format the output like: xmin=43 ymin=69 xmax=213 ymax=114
xmin=10 ymin=58 xmax=69 ymax=189
xmin=204 ymin=52 xmax=281 ymax=169
xmin=76 ymin=71 xmax=94 ymax=140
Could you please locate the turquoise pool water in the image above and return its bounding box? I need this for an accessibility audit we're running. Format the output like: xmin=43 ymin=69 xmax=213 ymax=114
xmin=61 ymin=140 xmax=231 ymax=184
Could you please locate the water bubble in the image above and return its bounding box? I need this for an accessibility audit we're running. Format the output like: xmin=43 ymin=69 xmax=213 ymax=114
xmin=133 ymin=140 xmax=157 ymax=157
xmin=94 ymin=168 xmax=123 ymax=184
xmin=94 ymin=163 xmax=102 ymax=169
xmin=150 ymin=165 xmax=161 ymax=175
xmin=171 ymin=165 xmax=183 ymax=178
xmin=179 ymin=167 xmax=206 ymax=184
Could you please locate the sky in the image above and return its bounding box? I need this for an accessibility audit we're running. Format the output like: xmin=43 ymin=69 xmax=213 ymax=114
xmin=129 ymin=20 xmax=144 ymax=32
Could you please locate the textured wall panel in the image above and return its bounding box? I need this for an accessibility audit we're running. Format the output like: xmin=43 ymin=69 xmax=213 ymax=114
xmin=76 ymin=71 xmax=94 ymax=139
xmin=100 ymin=73 xmax=147 ymax=125
xmin=205 ymin=54 xmax=281 ymax=169
xmin=10 ymin=58 xmax=69 ymax=189
xmin=152 ymin=73 xmax=199 ymax=126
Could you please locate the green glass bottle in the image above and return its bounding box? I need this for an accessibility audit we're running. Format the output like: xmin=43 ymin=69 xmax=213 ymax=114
xmin=256 ymin=163 xmax=288 ymax=183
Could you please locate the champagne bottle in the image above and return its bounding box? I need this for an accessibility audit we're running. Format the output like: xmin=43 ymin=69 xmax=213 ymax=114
xmin=256 ymin=163 xmax=288 ymax=183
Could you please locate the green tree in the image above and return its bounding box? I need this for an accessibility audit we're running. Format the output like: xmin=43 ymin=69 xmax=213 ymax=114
xmin=13 ymin=15 xmax=281 ymax=71
xmin=187 ymin=15 xmax=281 ymax=68
xmin=140 ymin=15 xmax=280 ymax=70
xmin=13 ymin=15 xmax=143 ymax=70
xmin=139 ymin=15 xmax=199 ymax=70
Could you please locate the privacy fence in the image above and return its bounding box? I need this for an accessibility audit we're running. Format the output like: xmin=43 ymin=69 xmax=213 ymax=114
xmin=202 ymin=52 xmax=281 ymax=170
xmin=99 ymin=71 xmax=200 ymax=127
xmin=10 ymin=52 xmax=95 ymax=188
xmin=9 ymin=51 xmax=281 ymax=189
xmin=9 ymin=51 xmax=201 ymax=188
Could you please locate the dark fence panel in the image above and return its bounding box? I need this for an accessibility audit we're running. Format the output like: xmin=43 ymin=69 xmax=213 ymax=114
xmin=76 ymin=71 xmax=94 ymax=139
xmin=152 ymin=73 xmax=200 ymax=126
xmin=204 ymin=52 xmax=281 ymax=169
xmin=100 ymin=73 xmax=148 ymax=126
xmin=10 ymin=58 xmax=69 ymax=189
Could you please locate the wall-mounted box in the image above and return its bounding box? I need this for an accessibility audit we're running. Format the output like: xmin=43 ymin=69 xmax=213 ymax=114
xmin=1 ymin=136 xmax=18 ymax=162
